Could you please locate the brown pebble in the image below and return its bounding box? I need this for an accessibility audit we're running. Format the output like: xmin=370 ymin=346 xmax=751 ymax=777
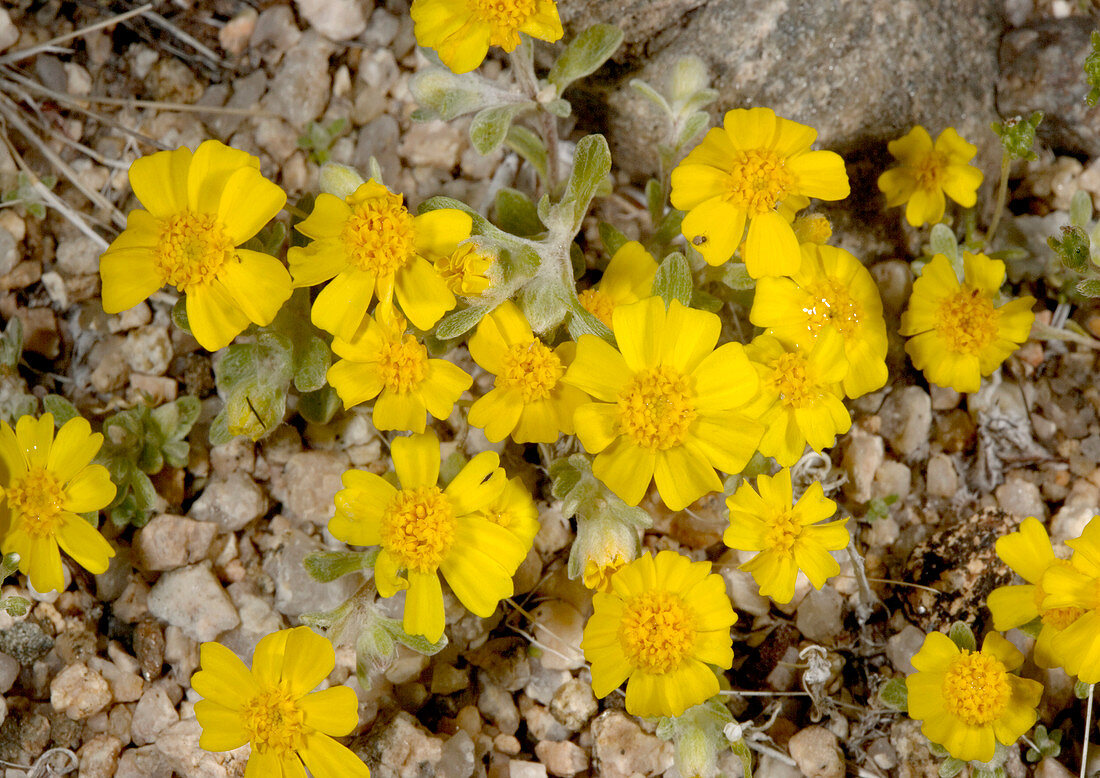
xmin=133 ymin=619 xmax=165 ymax=681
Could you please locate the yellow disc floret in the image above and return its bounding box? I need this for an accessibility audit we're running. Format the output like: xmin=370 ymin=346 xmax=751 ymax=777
xmin=725 ymin=149 xmax=796 ymax=216
xmin=618 ymin=590 xmax=698 ymax=674
xmin=241 ymin=685 xmax=306 ymax=756
xmin=763 ymin=507 xmax=802 ymax=556
xmin=378 ymin=335 xmax=430 ymax=394
xmin=617 ymin=366 xmax=697 ymax=450
xmin=914 ymin=150 xmax=948 ymax=190
xmin=803 ymin=278 xmax=862 ymax=338
xmin=380 ymin=485 xmax=456 ymax=573
xmin=436 ymin=243 xmax=493 ymax=296
xmin=578 ymin=288 xmax=616 ymax=329
xmin=768 ymin=352 xmax=819 ymax=409
xmin=154 ymin=211 xmax=233 ymax=291
xmin=342 ymin=187 xmax=416 ymax=277
xmin=6 ymin=467 xmax=66 ymax=537
xmin=499 ymin=341 xmax=562 ymax=402
xmin=936 ymin=288 xmax=998 ymax=355
xmin=468 ymin=0 xmax=538 ymax=45
xmin=941 ymin=651 xmax=1011 ymax=726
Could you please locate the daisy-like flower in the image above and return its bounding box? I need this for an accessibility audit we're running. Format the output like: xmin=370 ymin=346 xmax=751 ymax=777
xmin=877 ymin=126 xmax=983 ymax=227
xmin=288 ymin=181 xmax=467 ymax=341
xmin=475 ymin=476 xmax=540 ymax=549
xmin=669 ymin=107 xmax=850 ymax=277
xmin=581 ymin=550 xmax=736 ymax=718
xmin=328 ymin=431 xmax=528 ymax=642
xmin=899 ymin=251 xmax=1035 ymax=394
xmin=577 ymin=241 xmax=659 ymax=330
xmin=99 ymin=140 xmax=291 ymax=352
xmin=743 ymin=331 xmax=851 ymax=467
xmin=1037 ymin=516 xmax=1100 ymax=682
xmin=724 ymin=469 xmax=849 ymax=604
xmin=435 ymin=243 xmax=495 ymax=297
xmin=326 ymin=303 xmax=472 ymax=432
xmin=192 ymin=626 xmax=369 ymax=777
xmin=411 ymin=0 xmax=563 ymax=74
xmin=0 ymin=414 xmax=116 ymax=593
xmin=906 ymin=631 xmax=1042 ymax=763
xmin=750 ymin=243 xmax=888 ymax=399
xmin=467 ymin=302 xmax=589 ymax=444
xmin=563 ymin=297 xmax=764 ymax=511
xmin=987 ymin=517 xmax=1083 ymax=670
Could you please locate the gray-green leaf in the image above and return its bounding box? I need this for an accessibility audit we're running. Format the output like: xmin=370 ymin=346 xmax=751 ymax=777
xmin=653 ymin=253 xmax=693 ymax=307
xmin=470 ymin=104 xmax=531 ymax=155
xmin=547 ymin=24 xmax=624 ymax=95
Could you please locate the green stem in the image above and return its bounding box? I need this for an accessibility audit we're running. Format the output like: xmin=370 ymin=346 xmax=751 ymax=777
xmin=509 ymin=44 xmax=559 ymax=194
xmin=1082 ymin=683 xmax=1094 ymax=778
xmin=985 ymin=150 xmax=1011 ymax=250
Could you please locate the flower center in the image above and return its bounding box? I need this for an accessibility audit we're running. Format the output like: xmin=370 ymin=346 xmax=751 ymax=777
xmin=436 ymin=244 xmax=493 ymax=296
xmin=6 ymin=467 xmax=66 ymax=537
xmin=764 ymin=507 xmax=802 ymax=555
xmin=724 ymin=149 xmax=795 ymax=216
xmin=499 ymin=340 xmax=562 ymax=403
xmin=241 ymin=684 xmax=306 ymax=756
xmin=1034 ymin=559 xmax=1085 ymax=630
xmin=915 ymin=151 xmax=948 ymax=189
xmin=618 ymin=590 xmax=697 ymax=674
xmin=380 ymin=485 xmax=456 ymax=573
xmin=793 ymin=214 xmax=833 ymax=245
xmin=767 ymin=352 xmax=821 ymax=409
xmin=378 ymin=334 xmax=429 ymax=394
xmin=617 ymin=366 xmax=697 ymax=450
xmin=468 ymin=0 xmax=537 ymax=45
xmin=802 ymin=278 xmax=862 ymax=338
xmin=936 ymin=287 xmax=998 ymax=355
xmin=941 ymin=651 xmax=1011 ymax=726
xmin=578 ymin=288 xmax=616 ymax=329
xmin=342 ymin=187 xmax=416 ymax=278
xmin=154 ymin=211 xmax=233 ymax=291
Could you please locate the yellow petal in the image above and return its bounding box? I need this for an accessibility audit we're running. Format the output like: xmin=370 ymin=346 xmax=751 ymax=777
xmin=652 ymin=444 xmax=721 ymax=511
xmin=98 ymin=247 xmax=165 ymax=313
xmin=744 ymin=211 xmax=800 ymax=278
xmin=661 ymin=300 xmax=720 ymax=374
xmin=404 ymin=569 xmax=446 ymax=642
xmin=219 ymin=250 xmax=293 ymax=327
xmin=445 ymin=452 xmax=505 ymax=515
xmin=680 ymin=198 xmax=746 ymax=267
xmin=613 ymin=296 xmax=664 ymax=372
xmin=61 ymin=464 xmax=115 ymax=513
xmin=392 ymin=431 xmax=440 ymax=488
xmin=393 ymin=256 xmax=455 ymax=330
xmin=194 ymin=701 xmax=250 ymax=752
xmin=788 ymin=150 xmax=850 ymax=201
xmin=47 ymin=418 xmax=101 ymax=484
xmin=467 ymin=388 xmax=524 ymax=442
xmin=280 ymin=626 xmax=335 ymax=697
xmin=561 ymin=336 xmax=632 ymax=402
xmin=592 ymin=437 xmax=655 ymax=506
xmin=413 ymin=209 xmax=473 ymax=257
xmin=374 ymin=390 xmax=428 ymax=432
xmin=298 ymin=732 xmax=372 ymax=778
xmin=128 ymin=146 xmax=192 ymax=218
xmin=217 ymin=166 xmax=287 ymax=244
xmin=185 ymin=282 xmax=251 ymax=352
xmin=55 ymin=513 xmax=114 ymax=575
xmin=187 ymin=140 xmax=259 ymax=215
xmin=995 ymin=517 xmax=1053 ymax=583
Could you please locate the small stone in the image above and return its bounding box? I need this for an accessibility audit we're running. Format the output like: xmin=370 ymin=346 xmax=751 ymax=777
xmin=123 ymin=325 xmax=173 ymax=376
xmin=0 ymin=8 xmax=18 ymax=51
xmin=263 ymin=528 xmax=360 ymax=617
xmin=0 ymin=620 xmax=53 ymax=664
xmin=154 ymin=719 xmax=231 ymax=777
xmin=262 ymin=31 xmax=333 ymax=126
xmin=190 ymin=472 xmax=267 ymax=531
xmin=995 ymin=477 xmax=1048 ymax=520
xmin=524 ymin=662 xmax=570 ymax=705
xmin=131 ymin=684 xmax=180 ymax=746
xmin=879 ymin=386 xmax=932 ymax=460
xmin=0 ymin=651 xmax=17 ymax=692
xmin=439 ymin=730 xmax=475 ymax=778
xmin=535 ymin=740 xmax=589 ymax=777
xmin=89 ymin=656 xmax=144 ymax=703
xmin=431 ymin=663 xmax=470 ymax=695
xmin=795 ymin=587 xmax=845 ymax=644
xmin=1036 ymin=756 xmax=1077 ymax=778
xmin=872 ymin=460 xmax=911 ymax=502
xmin=280 ymin=450 xmax=350 ymax=525
xmin=788 ymin=726 xmax=844 ymax=778
xmin=591 ymin=711 xmax=674 ymax=778
xmin=16 ymin=307 xmax=59 ymax=357
xmin=251 ymin=5 xmax=301 ymax=59
xmin=367 ymin=711 xmax=443 ymax=774
xmin=0 ymin=227 xmax=17 ymax=276
xmin=399 ymin=120 xmax=463 ymax=169
xmin=147 ymin=562 xmax=240 ymax=642
xmin=524 ymin=703 xmax=569 ymax=741
xmin=134 ymin=618 xmax=166 ymax=680
xmin=549 ymin=679 xmax=597 ymax=732
xmin=842 ymin=431 xmax=884 ymax=503
xmin=509 ymin=761 xmax=548 ymax=778
xmin=219 ymin=7 xmax=257 ymax=55
xmin=531 ymin=601 xmax=585 ymax=671
xmin=116 ymin=745 xmax=173 ymax=778
xmin=1051 ymin=499 xmax=1097 ymax=546
xmin=294 ymin=0 xmax=369 ymax=41
xmin=494 ymin=733 xmax=521 ymax=756
xmin=885 ymin=624 xmax=926 ymax=675
xmin=926 ymin=453 xmax=958 ymax=498
xmin=79 ymin=734 xmax=123 ymax=778
xmin=51 ymin=662 xmax=112 ymax=719
xmin=468 ymin=637 xmax=531 ymax=691
xmin=55 ymin=232 xmax=102 ymax=275
xmin=478 ymin=681 xmax=520 ymax=735
xmin=134 ymin=514 xmax=216 ymax=571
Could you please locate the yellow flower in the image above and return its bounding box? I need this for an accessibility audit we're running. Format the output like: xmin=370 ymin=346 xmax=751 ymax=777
xmin=435 ymin=243 xmax=495 ymax=297
xmin=987 ymin=517 xmax=1082 ymax=670
xmin=99 ymin=140 xmax=292 ymax=352
xmin=750 ymin=243 xmax=888 ymax=399
xmin=791 ymin=213 xmax=833 ymax=245
xmin=578 ymin=241 xmax=659 ymax=330
xmin=0 ymin=414 xmax=116 ymax=593
xmin=877 ymin=126 xmax=983 ymax=227
xmin=192 ymin=626 xmax=369 ymax=777
xmin=906 ymin=631 xmax=1042 ymax=763
xmin=581 ymin=550 xmax=736 ymax=718
xmin=411 ymin=0 xmax=563 ymax=74
xmin=670 ymin=108 xmax=849 ymax=277
xmin=899 ymin=252 xmax=1035 ymax=394
xmin=475 ymin=475 xmax=540 ymax=549
xmin=1037 ymin=516 xmax=1100 ymax=682
xmin=327 ymin=303 xmax=472 ymax=432
xmin=468 ymin=302 xmax=589 ymax=444
xmin=744 ymin=332 xmax=851 ymax=467
xmin=328 ymin=431 xmax=528 ymax=642
xmin=724 ymin=469 xmax=849 ymax=604
xmin=564 ymin=297 xmax=763 ymax=511
xmin=288 ymin=181 xmax=467 ymax=341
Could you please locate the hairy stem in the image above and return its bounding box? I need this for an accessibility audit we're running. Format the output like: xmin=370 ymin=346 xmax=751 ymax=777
xmin=985 ymin=150 xmax=1011 ymax=249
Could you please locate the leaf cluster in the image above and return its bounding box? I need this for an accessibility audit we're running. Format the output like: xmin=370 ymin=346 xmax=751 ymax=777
xmin=1 ymin=171 xmax=56 ymax=220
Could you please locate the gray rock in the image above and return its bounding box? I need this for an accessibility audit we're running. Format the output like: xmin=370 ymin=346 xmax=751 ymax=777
xmin=995 ymin=477 xmax=1048 ymax=520
xmin=524 ymin=703 xmax=569 ymax=741
xmin=131 ymin=683 xmax=180 ymax=746
xmin=147 ymin=562 xmax=240 ymax=642
xmin=219 ymin=581 xmax=285 ymax=660
xmin=134 ymin=514 xmax=217 ymax=572
xmin=356 ymin=115 xmax=401 ymax=185
xmin=531 ymin=600 xmax=585 ymax=671
xmin=360 ymin=711 xmax=443 ymax=777
xmin=280 ymin=450 xmax=350 ymax=526
xmin=886 ymin=624 xmax=925 ymax=675
xmin=788 ymin=726 xmax=844 ymax=778
xmin=550 ymin=679 xmax=598 ymax=732
xmin=535 ymin=740 xmax=589 ymax=778
xmin=510 ymin=762 xmax=548 ymax=778
xmin=55 ymin=232 xmax=102 ymax=275
xmin=78 ymin=734 xmax=123 ymax=778
xmin=262 ymin=31 xmax=333 ymax=126
xmin=207 ymin=70 xmax=267 ymax=139
xmin=0 ymin=620 xmax=53 ymax=664
xmin=50 ymin=663 xmax=112 ymax=719
xmin=0 ymin=8 xmax=17 ymax=52
xmin=842 ymin=431 xmax=884 ymax=504
xmin=438 ymin=730 xmax=475 ymax=778
xmin=999 ymin=18 xmax=1100 ymax=157
xmin=154 ymin=720 xmax=231 ymax=778
xmin=123 ymin=325 xmax=173 ymax=376
xmin=879 ymin=386 xmax=932 ymax=461
xmin=294 ymin=0 xmax=369 ymax=42
xmin=116 ymin=746 xmax=173 ymax=778
xmin=795 ymin=587 xmax=845 ymax=644
xmin=189 ymin=472 xmax=267 ymax=532
xmin=0 ymin=227 xmax=17 ymax=276
xmin=925 ymin=453 xmax=958 ymax=499
xmin=591 ymin=711 xmax=674 ymax=778
xmin=478 ymin=681 xmax=520 ymax=735
xmin=262 ymin=528 xmax=360 ymax=617
xmin=871 ymin=460 xmax=911 ymax=502
xmin=0 ymin=651 xmax=17 ymax=693
xmin=525 ymin=662 xmax=571 ymax=705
